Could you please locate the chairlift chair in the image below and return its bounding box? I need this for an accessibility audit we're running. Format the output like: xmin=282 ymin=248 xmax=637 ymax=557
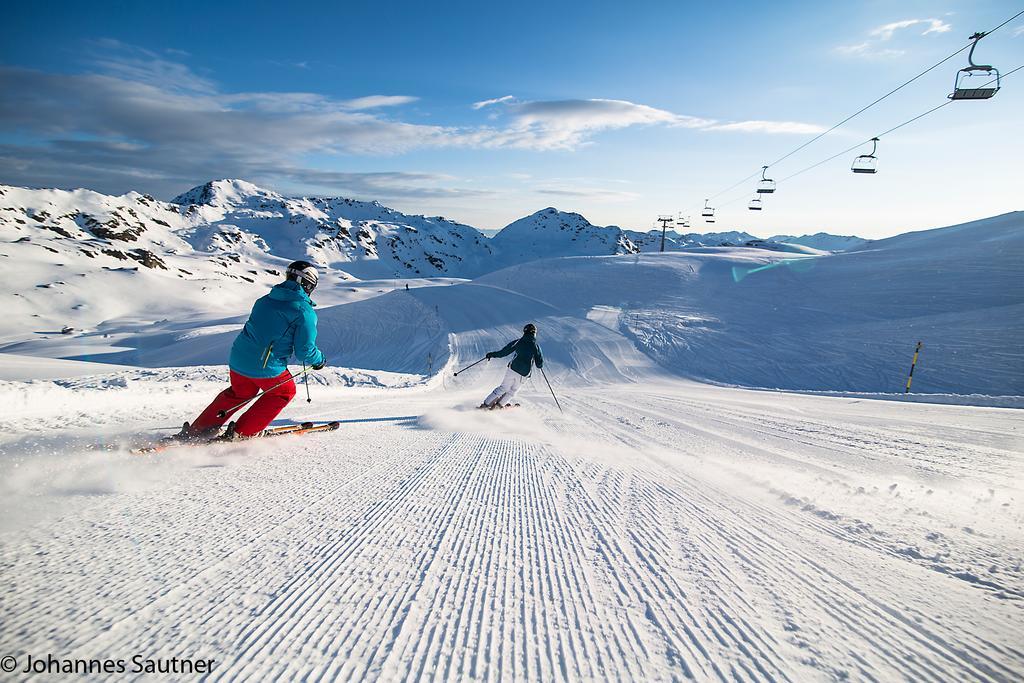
xmin=748 ymin=196 xmax=763 ymax=211
xmin=757 ymin=165 xmax=776 ymax=194
xmin=701 ymin=199 xmax=715 ymax=222
xmin=851 ymin=137 xmax=879 ymax=174
xmin=949 ymin=32 xmax=1000 ymax=100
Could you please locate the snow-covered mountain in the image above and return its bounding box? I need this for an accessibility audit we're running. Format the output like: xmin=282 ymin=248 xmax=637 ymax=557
xmin=0 ymin=183 xmax=289 ymax=343
xmin=681 ymin=230 xmax=759 ymax=246
xmin=490 ymin=208 xmax=639 ymax=264
xmin=0 ymin=179 xmax=502 ymax=341
xmin=626 ymin=228 xmax=865 ymax=253
xmin=623 ymin=229 xmax=688 ymax=251
xmin=740 ymin=239 xmax=828 ymax=255
xmin=0 ymin=181 xmax=649 ymax=345
xmin=767 ymin=232 xmax=870 ymax=252
xmin=172 ymin=179 xmax=495 ymax=279
xmin=625 ymin=229 xmax=761 ymax=251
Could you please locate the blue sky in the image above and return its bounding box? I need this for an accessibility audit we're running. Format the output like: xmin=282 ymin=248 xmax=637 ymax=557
xmin=1 ymin=0 xmax=1021 ymax=236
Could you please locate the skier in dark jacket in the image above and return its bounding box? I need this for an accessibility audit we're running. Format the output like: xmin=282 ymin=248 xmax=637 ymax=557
xmin=185 ymin=260 xmax=326 ymax=439
xmin=480 ymin=323 xmax=544 ymax=408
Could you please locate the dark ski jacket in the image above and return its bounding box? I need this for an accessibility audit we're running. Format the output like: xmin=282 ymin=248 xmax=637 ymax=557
xmin=229 ymin=280 xmax=325 ymax=378
xmin=488 ymin=333 xmax=544 ymax=377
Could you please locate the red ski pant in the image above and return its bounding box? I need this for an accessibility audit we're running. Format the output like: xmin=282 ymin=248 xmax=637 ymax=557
xmin=192 ymin=369 xmax=297 ymax=437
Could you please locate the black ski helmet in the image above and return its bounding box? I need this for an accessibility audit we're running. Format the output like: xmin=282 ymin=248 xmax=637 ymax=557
xmin=286 ymin=260 xmax=319 ymax=294
xmin=523 ymin=323 xmax=537 ymax=335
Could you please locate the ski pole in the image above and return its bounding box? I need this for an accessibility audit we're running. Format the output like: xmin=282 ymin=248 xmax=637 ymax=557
xmin=540 ymin=367 xmax=563 ymax=414
xmin=453 ymin=356 xmax=488 ymax=376
xmin=303 ymin=362 xmax=312 ymax=404
xmin=216 ymin=366 xmax=313 ymax=419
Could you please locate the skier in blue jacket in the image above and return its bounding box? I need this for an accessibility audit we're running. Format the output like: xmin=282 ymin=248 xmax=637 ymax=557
xmin=186 ymin=261 xmax=326 ymax=439
xmin=480 ymin=323 xmax=543 ymax=408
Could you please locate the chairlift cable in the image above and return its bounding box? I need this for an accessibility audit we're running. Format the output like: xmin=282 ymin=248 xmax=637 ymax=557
xmin=701 ymin=44 xmax=967 ymax=203
xmin=777 ymin=65 xmax=1021 ymax=184
xmin=694 ymin=8 xmax=1024 ymax=207
xmin=708 ymin=170 xmax=762 ymax=201
xmin=765 ymin=8 xmax=1023 ymax=170
xmin=777 ymin=104 xmax=949 ymax=182
xmin=982 ymin=8 xmax=1024 ymax=35
xmin=706 ymin=65 xmax=1020 ymax=210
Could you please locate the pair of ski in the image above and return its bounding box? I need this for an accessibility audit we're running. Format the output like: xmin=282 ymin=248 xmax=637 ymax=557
xmin=478 ymin=403 xmax=521 ymax=410
xmin=131 ymin=420 xmax=341 ymax=454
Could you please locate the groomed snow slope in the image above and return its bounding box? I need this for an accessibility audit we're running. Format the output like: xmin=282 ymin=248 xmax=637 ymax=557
xmin=75 ymin=282 xmax=659 ymax=385
xmin=0 ymin=373 xmax=1020 ymax=680
xmin=1 ymin=210 xmax=1021 ymax=681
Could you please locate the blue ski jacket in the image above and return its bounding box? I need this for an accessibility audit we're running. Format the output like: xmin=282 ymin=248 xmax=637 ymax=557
xmin=229 ymin=280 xmax=325 ymax=378
xmin=488 ymin=333 xmax=544 ymax=377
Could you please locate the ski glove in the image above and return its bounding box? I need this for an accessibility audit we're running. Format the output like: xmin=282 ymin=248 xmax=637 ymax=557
xmin=312 ymin=359 xmax=326 ymax=371
xmin=485 ymin=352 xmax=495 ymax=359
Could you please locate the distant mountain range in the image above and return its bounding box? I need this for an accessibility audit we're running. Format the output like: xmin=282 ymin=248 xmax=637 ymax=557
xmin=1 ymin=178 xmax=869 ymax=280
xmin=0 ymin=178 xmax=869 ymax=339
xmin=623 ymin=228 xmax=869 ymax=253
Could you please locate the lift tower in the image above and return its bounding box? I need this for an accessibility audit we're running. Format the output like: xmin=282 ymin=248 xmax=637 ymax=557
xmin=656 ymin=215 xmax=674 ymax=253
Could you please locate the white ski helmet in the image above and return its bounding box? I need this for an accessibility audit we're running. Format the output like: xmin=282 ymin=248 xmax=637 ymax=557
xmin=286 ymin=260 xmax=319 ymax=294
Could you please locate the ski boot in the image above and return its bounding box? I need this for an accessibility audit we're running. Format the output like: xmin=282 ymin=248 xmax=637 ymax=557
xmin=218 ymin=422 xmax=245 ymax=442
xmin=172 ymin=421 xmax=220 ymax=443
xmin=219 ymin=422 xmax=273 ymax=442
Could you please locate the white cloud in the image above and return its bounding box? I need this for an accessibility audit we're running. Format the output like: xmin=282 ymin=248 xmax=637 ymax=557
xmin=836 ymin=45 xmax=906 ymax=58
xmin=870 ymin=18 xmax=951 ymax=40
xmin=341 ymin=95 xmax=419 ymax=110
xmin=535 ymin=187 xmax=640 ymax=203
xmin=1013 ymin=25 xmax=1024 ymax=37
xmin=88 ymin=39 xmax=217 ymax=94
xmin=921 ymin=19 xmax=952 ymax=35
xmin=838 ymin=17 xmax=952 ymax=58
xmin=513 ymin=99 xmax=706 ymax=130
xmin=0 ymin=64 xmax=464 ymax=199
xmin=705 ymin=120 xmax=828 ymax=135
xmin=473 ymin=95 xmax=517 ymax=109
xmin=275 ymin=169 xmax=493 ymax=199
xmin=479 ymin=97 xmax=824 ymax=141
xmin=870 ymin=19 xmax=925 ymax=40
xmin=0 ymin=43 xmax=828 ymax=199
xmin=470 ymin=97 xmax=713 ymax=149
xmin=835 ymin=42 xmax=872 ymax=56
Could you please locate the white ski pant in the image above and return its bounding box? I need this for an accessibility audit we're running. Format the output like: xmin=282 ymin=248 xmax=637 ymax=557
xmin=484 ymin=368 xmax=524 ymax=406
